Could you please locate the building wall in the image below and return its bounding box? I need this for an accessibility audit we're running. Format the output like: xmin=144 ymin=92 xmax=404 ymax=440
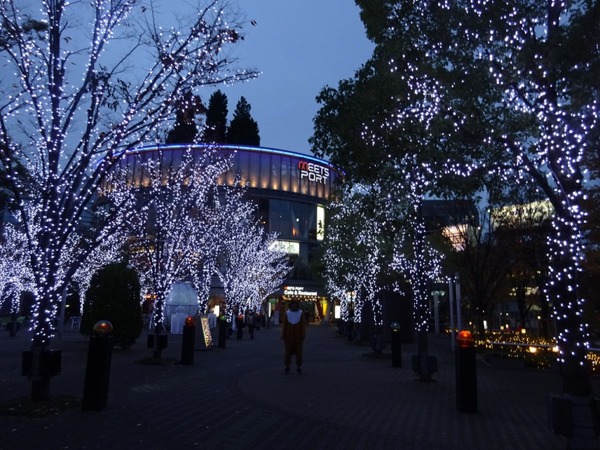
xmin=116 ymin=144 xmax=341 ymax=203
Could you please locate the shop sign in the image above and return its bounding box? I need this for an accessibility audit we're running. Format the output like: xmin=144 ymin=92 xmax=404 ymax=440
xmin=284 ymin=286 xmax=318 ymax=297
xmin=298 ymin=161 xmax=329 ymax=184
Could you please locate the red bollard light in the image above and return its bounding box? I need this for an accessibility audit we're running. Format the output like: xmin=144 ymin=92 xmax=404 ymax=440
xmin=181 ymin=316 xmax=196 ymax=365
xmin=457 ymin=330 xmax=474 ymax=348
xmin=455 ymin=329 xmax=477 ymax=413
xmin=82 ymin=320 xmax=114 ymax=411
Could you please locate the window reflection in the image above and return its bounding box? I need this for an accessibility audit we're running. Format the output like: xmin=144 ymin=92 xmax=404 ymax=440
xmin=249 ymin=152 xmax=260 ymax=188
xmin=290 ymin=159 xmax=299 ymax=193
xmin=260 ymin=153 xmax=270 ymax=189
xmin=280 ymin=156 xmax=290 ymax=192
xmin=238 ymin=151 xmax=249 ymax=185
xmin=270 ymin=155 xmax=280 ymax=190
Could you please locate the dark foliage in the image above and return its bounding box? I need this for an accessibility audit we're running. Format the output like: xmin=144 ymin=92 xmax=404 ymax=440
xmin=81 ymin=263 xmax=142 ymax=348
xmin=226 ymin=96 xmax=260 ymax=146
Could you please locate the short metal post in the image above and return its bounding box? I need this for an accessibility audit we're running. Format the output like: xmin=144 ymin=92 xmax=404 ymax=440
xmin=82 ymin=321 xmax=114 ymax=411
xmin=391 ymin=322 xmax=402 ymax=368
xmin=455 ymin=330 xmax=477 ymax=413
xmin=181 ymin=316 xmax=196 ymax=365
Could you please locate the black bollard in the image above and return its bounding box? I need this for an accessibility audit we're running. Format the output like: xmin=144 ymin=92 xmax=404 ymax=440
xmin=82 ymin=320 xmax=114 ymax=411
xmin=181 ymin=316 xmax=196 ymax=365
xmin=218 ymin=316 xmax=227 ymax=348
xmin=391 ymin=322 xmax=402 ymax=368
xmin=455 ymin=330 xmax=477 ymax=413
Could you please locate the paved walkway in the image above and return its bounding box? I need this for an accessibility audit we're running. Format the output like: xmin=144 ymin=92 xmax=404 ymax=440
xmin=0 ymin=323 xmax=578 ymax=449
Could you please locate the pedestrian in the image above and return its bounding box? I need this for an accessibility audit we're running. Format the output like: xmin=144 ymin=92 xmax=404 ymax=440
xmin=235 ymin=311 xmax=244 ymax=340
xmin=207 ymin=309 xmax=217 ymax=332
xmin=246 ymin=309 xmax=255 ymax=339
xmin=281 ymin=299 xmax=307 ymax=374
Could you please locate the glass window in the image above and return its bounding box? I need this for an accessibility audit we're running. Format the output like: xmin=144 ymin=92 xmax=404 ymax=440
xmin=249 ymin=152 xmax=260 ymax=188
xmin=225 ymin=152 xmax=238 ymax=186
xmin=299 ymin=162 xmax=309 ymax=195
xmin=260 ymin=153 xmax=271 ymax=189
xmin=159 ymin=150 xmax=174 ymax=185
xmin=289 ymin=202 xmax=316 ymax=240
xmin=290 ymin=158 xmax=300 ymax=193
xmin=308 ymin=174 xmax=317 ymax=197
xmin=323 ymin=175 xmax=330 ymax=200
xmin=269 ymin=199 xmax=291 ymax=238
xmin=270 ymin=154 xmax=280 ymax=190
xmin=140 ymin=151 xmax=152 ymax=187
xmin=280 ymin=156 xmax=290 ymax=192
xmin=238 ymin=151 xmax=250 ymax=185
xmin=316 ymin=174 xmax=324 ymax=199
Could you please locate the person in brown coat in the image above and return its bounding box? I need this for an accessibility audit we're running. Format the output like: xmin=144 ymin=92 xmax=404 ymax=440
xmin=281 ymin=299 xmax=307 ymax=374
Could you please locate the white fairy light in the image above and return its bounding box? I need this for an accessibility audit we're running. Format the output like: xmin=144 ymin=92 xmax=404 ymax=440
xmin=0 ymin=0 xmax=258 ymax=348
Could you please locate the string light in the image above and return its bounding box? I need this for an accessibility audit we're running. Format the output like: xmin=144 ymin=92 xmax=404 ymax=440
xmin=0 ymin=0 xmax=258 ymax=347
xmin=367 ymin=1 xmax=597 ymax=375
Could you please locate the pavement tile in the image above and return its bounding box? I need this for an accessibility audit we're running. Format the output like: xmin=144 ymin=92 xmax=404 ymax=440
xmin=0 ymin=323 xmax=579 ymax=450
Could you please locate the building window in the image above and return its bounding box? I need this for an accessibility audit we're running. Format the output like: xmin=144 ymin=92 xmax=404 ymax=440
xmin=280 ymin=156 xmax=290 ymax=192
xmin=270 ymin=154 xmax=280 ymax=190
xmin=260 ymin=153 xmax=271 ymax=189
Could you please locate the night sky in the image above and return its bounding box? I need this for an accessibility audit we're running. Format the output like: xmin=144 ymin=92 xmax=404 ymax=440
xmin=214 ymin=0 xmax=375 ymax=155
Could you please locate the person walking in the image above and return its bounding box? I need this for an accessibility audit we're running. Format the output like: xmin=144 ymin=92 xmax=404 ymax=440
xmin=235 ymin=311 xmax=244 ymax=340
xmin=246 ymin=309 xmax=255 ymax=339
xmin=281 ymin=300 xmax=307 ymax=374
xmin=207 ymin=309 xmax=217 ymax=333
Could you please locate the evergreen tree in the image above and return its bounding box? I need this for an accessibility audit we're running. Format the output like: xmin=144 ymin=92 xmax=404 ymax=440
xmin=227 ymin=96 xmax=260 ymax=146
xmin=314 ymin=0 xmax=599 ymax=399
xmin=202 ymin=90 xmax=229 ymax=143
xmin=166 ymin=91 xmax=204 ymax=144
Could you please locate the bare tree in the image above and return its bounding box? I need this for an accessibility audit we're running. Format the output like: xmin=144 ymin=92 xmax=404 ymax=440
xmin=0 ymin=0 xmax=257 ymax=399
xmin=126 ymin=148 xmax=231 ymax=358
xmin=212 ymin=188 xmax=290 ymax=318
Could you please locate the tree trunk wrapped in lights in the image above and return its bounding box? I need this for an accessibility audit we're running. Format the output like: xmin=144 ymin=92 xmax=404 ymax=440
xmin=315 ymin=0 xmax=599 ymax=398
xmin=0 ymin=0 xmax=257 ymax=400
xmin=125 ymin=147 xmax=231 ymax=360
xmin=323 ymin=186 xmax=384 ymax=338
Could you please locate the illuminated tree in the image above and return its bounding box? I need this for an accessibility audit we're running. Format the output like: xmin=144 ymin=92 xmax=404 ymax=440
xmin=70 ymin=228 xmax=130 ymax=313
xmin=317 ymin=0 xmax=599 ymax=397
xmin=322 ymin=184 xmax=390 ymax=343
xmin=243 ymin=234 xmax=291 ymax=312
xmin=0 ymin=222 xmax=34 ymax=316
xmin=0 ymin=0 xmax=257 ymax=399
xmin=388 ymin=160 xmax=445 ymax=380
xmin=212 ymin=187 xmax=290 ymax=317
xmin=126 ymin=148 xmax=231 ymax=358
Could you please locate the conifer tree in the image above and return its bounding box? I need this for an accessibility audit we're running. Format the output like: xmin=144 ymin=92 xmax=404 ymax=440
xmin=166 ymin=91 xmax=205 ymax=144
xmin=203 ymin=90 xmax=229 ymax=143
xmin=227 ymin=96 xmax=260 ymax=146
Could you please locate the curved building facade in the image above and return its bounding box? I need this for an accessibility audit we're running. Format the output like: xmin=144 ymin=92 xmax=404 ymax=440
xmin=115 ymin=144 xmax=343 ymax=321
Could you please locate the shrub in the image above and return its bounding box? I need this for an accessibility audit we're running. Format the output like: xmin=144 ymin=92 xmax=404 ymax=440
xmin=81 ymin=263 xmax=143 ymax=348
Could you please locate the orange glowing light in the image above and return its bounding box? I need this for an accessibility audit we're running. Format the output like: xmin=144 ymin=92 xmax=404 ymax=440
xmin=457 ymin=330 xmax=474 ymax=348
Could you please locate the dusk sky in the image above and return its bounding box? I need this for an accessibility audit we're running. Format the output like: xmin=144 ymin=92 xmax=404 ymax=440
xmin=213 ymin=0 xmax=375 ymax=155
